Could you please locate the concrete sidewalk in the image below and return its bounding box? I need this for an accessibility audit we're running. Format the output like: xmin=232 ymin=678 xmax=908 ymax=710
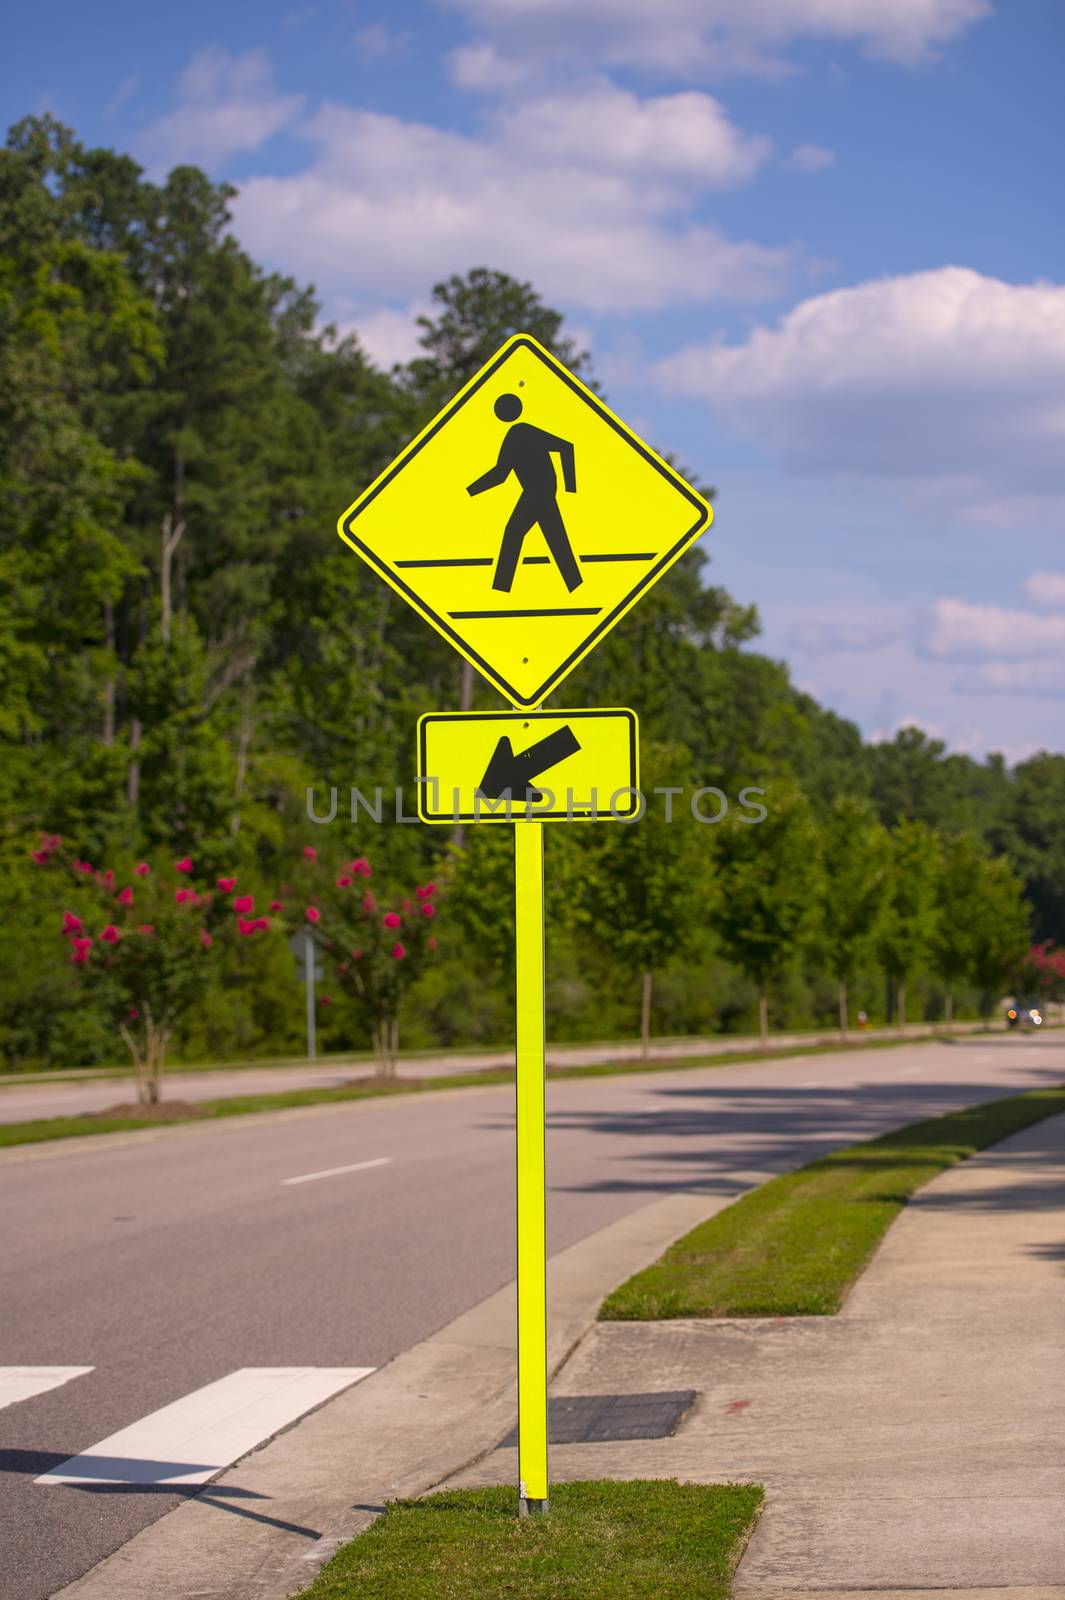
xmin=0 ymin=1021 xmax=1006 ymax=1124
xmin=449 ymin=1112 xmax=1065 ymax=1598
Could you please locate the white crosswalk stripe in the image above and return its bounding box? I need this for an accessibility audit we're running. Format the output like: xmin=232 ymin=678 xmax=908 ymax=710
xmin=35 ymin=1366 xmax=374 ymax=1487
xmin=0 ymin=1367 xmax=94 ymax=1412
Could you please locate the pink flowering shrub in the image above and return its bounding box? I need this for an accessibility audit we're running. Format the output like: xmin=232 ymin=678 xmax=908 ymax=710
xmin=286 ymin=851 xmax=441 ymax=1076
xmin=1014 ymin=942 xmax=1065 ymax=1003
xmin=31 ymin=835 xmax=272 ymax=1104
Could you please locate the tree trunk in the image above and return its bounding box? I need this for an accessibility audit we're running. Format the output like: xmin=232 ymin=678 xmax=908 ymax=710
xmin=143 ymin=1005 xmax=164 ymax=1105
xmin=127 ymin=717 xmax=141 ymax=808
xmin=945 ymin=984 xmax=954 ymax=1031
xmin=758 ymin=980 xmax=768 ymax=1047
xmin=838 ymin=976 xmax=848 ymax=1040
xmin=151 ymin=1027 xmax=170 ymax=1106
xmin=119 ymin=1021 xmax=146 ymax=1106
xmin=640 ymin=969 xmax=652 ymax=1059
xmin=897 ymin=977 xmax=907 ymax=1032
xmin=160 ymin=512 xmax=186 ymax=647
xmin=373 ymin=1019 xmax=397 ymax=1080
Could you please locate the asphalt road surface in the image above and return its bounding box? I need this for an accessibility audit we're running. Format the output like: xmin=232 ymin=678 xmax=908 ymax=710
xmin=2 ymin=1035 xmax=1061 ymax=1599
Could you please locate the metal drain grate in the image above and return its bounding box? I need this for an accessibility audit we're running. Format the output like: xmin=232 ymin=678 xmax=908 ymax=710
xmin=498 ymin=1390 xmax=697 ymax=1448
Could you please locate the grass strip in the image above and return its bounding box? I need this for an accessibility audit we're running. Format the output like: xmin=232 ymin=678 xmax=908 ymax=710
xmin=600 ymin=1082 xmax=1065 ymax=1321
xmin=298 ymin=1481 xmax=763 ymax=1600
xmin=0 ymin=1032 xmax=961 ymax=1150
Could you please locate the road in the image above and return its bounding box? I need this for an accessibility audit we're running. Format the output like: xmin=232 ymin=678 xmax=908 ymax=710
xmin=0 ymin=1022 xmax=991 ymax=1123
xmin=1 ymin=1034 xmax=1061 ymax=1599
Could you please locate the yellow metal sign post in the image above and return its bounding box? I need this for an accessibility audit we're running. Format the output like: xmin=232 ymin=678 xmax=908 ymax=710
xmin=514 ymin=818 xmax=548 ymax=1511
xmin=337 ymin=334 xmax=711 ymax=1516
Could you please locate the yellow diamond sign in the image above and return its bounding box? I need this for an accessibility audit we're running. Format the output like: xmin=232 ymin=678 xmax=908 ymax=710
xmin=337 ymin=334 xmax=712 ymax=707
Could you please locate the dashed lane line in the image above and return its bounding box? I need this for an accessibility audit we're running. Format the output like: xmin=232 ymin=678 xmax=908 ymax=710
xmin=282 ymin=1156 xmax=392 ymax=1187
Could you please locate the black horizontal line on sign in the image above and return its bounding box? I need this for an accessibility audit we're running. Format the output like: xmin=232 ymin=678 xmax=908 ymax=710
xmin=395 ymin=558 xmax=492 ymax=568
xmin=396 ymin=553 xmax=654 ymax=570
xmin=579 ymin=552 xmax=656 ymax=562
xmin=449 ymin=608 xmax=603 ymax=619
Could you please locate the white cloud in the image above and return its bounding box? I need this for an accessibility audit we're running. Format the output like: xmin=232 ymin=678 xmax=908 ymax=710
xmin=439 ymin=0 xmax=991 ymax=80
xmin=334 ymin=303 xmax=429 ymax=368
xmin=920 ymin=598 xmax=1065 ymax=661
xmin=232 ymin=99 xmax=791 ymax=314
xmin=356 ymin=23 xmax=411 ymax=58
xmin=1024 ymin=571 xmax=1065 ymax=610
xmin=448 ymin=42 xmax=533 ymax=89
xmin=917 ymin=593 xmax=1065 ymax=701
xmin=136 ymin=49 xmax=304 ymax=172
xmin=786 ymin=143 xmax=836 ymax=174
xmin=956 ymin=660 xmax=1065 ymax=697
xmin=657 ymin=267 xmax=1065 ymax=512
xmin=500 ymin=81 xmax=770 ymax=186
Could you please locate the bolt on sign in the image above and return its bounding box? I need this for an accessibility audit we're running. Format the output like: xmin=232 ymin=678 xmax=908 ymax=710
xmin=337 ymin=334 xmax=712 ymax=1517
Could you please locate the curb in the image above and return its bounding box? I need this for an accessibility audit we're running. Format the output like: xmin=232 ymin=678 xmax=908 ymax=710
xmin=53 ymin=1185 xmax=748 ymax=1600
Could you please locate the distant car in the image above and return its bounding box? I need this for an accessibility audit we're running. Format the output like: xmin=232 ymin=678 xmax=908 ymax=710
xmin=1006 ymin=1006 xmax=1043 ymax=1030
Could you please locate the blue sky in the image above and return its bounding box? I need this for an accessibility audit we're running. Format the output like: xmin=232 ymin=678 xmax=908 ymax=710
xmin=6 ymin=0 xmax=1065 ymax=760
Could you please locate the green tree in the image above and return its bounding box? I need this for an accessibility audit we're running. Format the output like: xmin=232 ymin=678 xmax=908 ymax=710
xmin=560 ymin=743 xmax=715 ymax=1056
xmin=0 ymin=117 xmax=161 ymax=837
xmin=934 ymin=833 xmax=990 ymax=1027
xmin=713 ymin=785 xmax=823 ymax=1045
xmin=865 ymin=725 xmax=1011 ymax=838
xmin=818 ymin=795 xmax=891 ymax=1037
xmin=405 ymin=266 xmax=590 ymax=407
xmin=964 ymin=854 xmax=1030 ymax=1022
xmin=877 ymin=819 xmax=940 ymax=1030
xmin=995 ymin=752 xmax=1065 ymax=944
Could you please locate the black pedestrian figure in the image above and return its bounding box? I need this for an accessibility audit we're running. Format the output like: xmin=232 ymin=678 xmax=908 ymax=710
xmin=467 ymin=393 xmax=582 ymax=593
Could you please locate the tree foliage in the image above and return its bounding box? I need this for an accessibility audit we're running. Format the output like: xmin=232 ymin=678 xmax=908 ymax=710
xmin=1 ymin=114 xmax=1059 ymax=1068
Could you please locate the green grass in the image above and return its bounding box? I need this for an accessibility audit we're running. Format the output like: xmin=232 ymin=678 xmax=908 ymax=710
xmin=297 ymin=1482 xmax=763 ymax=1600
xmin=599 ymin=1083 xmax=1065 ymax=1321
xmin=0 ymin=1032 xmax=966 ymax=1150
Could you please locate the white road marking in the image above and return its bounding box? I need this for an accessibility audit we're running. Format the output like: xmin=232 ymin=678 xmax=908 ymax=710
xmin=0 ymin=1367 xmax=93 ymax=1412
xmin=36 ymin=1366 xmax=373 ymax=1487
xmin=282 ymin=1156 xmax=392 ymax=1187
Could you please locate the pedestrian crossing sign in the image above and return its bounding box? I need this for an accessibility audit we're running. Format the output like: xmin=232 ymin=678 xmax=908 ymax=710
xmin=337 ymin=334 xmax=712 ymax=708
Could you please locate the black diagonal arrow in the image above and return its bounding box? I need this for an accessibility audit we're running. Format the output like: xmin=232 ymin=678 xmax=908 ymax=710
xmin=479 ymin=725 xmax=582 ymax=802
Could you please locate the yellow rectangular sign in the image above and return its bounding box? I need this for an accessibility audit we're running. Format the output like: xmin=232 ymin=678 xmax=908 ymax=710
xmin=417 ymin=708 xmax=639 ymax=823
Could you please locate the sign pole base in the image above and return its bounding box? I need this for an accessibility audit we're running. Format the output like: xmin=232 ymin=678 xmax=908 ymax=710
xmin=514 ymin=819 xmax=548 ymax=1515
